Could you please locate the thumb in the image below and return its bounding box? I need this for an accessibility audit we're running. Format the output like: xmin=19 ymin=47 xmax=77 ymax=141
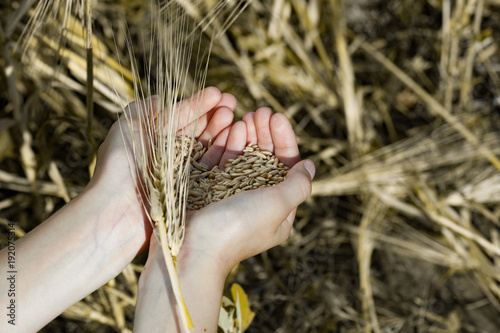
xmin=280 ymin=159 xmax=315 ymax=208
xmin=191 ymin=159 xmax=315 ymax=268
xmin=246 ymin=159 xmax=315 ymax=227
xmin=199 ymin=159 xmax=315 ymax=234
xmin=267 ymin=159 xmax=314 ymax=242
xmin=238 ymin=159 xmax=315 ymax=235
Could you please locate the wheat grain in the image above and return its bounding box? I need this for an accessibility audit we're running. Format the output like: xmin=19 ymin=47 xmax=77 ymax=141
xmin=174 ymin=137 xmax=290 ymax=210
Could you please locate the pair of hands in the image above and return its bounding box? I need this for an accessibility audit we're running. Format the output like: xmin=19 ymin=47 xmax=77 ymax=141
xmin=92 ymin=87 xmax=314 ymax=331
xmin=94 ymin=87 xmax=315 ymax=277
xmin=0 ymin=87 xmax=314 ymax=332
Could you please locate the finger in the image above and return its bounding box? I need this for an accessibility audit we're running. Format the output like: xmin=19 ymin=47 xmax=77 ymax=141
xmin=220 ymin=121 xmax=247 ymax=168
xmin=261 ymin=160 xmax=314 ymax=229
xmin=198 ymin=126 xmax=230 ymax=168
xmin=197 ymin=107 xmax=234 ymax=147
xmin=242 ymin=112 xmax=257 ymax=145
xmin=234 ymin=160 xmax=314 ymax=234
xmin=174 ymin=86 xmax=222 ymax=131
xmin=179 ymin=92 xmax=236 ymax=139
xmin=274 ymin=209 xmax=297 ymax=246
xmin=270 ymin=113 xmax=300 ymax=167
xmin=119 ymin=95 xmax=159 ymax=149
xmin=215 ymin=93 xmax=237 ymax=111
xmin=122 ymin=95 xmax=159 ymax=125
xmin=183 ymin=112 xmax=210 ymax=139
xmin=254 ymin=107 xmax=274 ymax=152
xmin=181 ymin=104 xmax=234 ymax=141
xmin=259 ymin=161 xmax=313 ymax=247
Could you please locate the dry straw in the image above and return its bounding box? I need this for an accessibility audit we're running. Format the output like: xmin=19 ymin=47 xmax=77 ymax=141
xmin=5 ymin=0 xmax=500 ymax=331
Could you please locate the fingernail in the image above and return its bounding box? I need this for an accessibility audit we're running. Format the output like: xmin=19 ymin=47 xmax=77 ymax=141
xmin=304 ymin=160 xmax=315 ymax=179
xmin=150 ymin=95 xmax=160 ymax=110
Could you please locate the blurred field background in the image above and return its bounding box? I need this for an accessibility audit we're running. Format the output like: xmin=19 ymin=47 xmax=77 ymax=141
xmin=1 ymin=0 xmax=500 ymax=332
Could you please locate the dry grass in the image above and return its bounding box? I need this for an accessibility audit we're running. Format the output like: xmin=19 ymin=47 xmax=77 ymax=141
xmin=1 ymin=0 xmax=500 ymax=332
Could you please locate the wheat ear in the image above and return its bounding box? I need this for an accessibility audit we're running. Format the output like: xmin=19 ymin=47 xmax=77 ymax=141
xmin=118 ymin=1 xmax=251 ymax=331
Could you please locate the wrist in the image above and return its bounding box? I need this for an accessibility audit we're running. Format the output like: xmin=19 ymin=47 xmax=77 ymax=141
xmin=176 ymin=247 xmax=227 ymax=332
xmin=1 ymin=179 xmax=149 ymax=332
xmin=82 ymin=178 xmax=151 ymax=263
xmin=176 ymin=245 xmax=230 ymax=286
xmin=137 ymin=237 xmax=227 ymax=333
xmin=180 ymin=210 xmax=244 ymax=279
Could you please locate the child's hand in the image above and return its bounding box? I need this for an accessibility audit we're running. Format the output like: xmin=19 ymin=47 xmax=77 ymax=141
xmin=178 ymin=106 xmax=315 ymax=277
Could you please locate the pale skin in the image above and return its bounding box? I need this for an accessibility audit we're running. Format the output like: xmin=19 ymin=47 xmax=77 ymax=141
xmin=0 ymin=87 xmax=314 ymax=332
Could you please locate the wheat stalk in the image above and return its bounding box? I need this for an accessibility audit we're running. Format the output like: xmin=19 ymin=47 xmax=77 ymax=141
xmin=15 ymin=0 xmax=74 ymax=57
xmin=117 ymin=1 xmax=251 ymax=331
xmin=84 ymin=0 xmax=94 ymax=147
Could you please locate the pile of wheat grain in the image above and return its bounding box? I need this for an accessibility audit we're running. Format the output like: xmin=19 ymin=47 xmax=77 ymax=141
xmin=177 ymin=137 xmax=289 ymax=210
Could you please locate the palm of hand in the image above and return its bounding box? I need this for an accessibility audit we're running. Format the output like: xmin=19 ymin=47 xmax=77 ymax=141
xmin=178 ymin=107 xmax=309 ymax=276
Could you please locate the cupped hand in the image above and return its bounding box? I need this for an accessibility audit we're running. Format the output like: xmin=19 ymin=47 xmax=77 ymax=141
xmin=136 ymin=106 xmax=314 ymax=332
xmin=89 ymin=87 xmax=237 ymax=248
xmin=178 ymin=107 xmax=315 ymax=277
